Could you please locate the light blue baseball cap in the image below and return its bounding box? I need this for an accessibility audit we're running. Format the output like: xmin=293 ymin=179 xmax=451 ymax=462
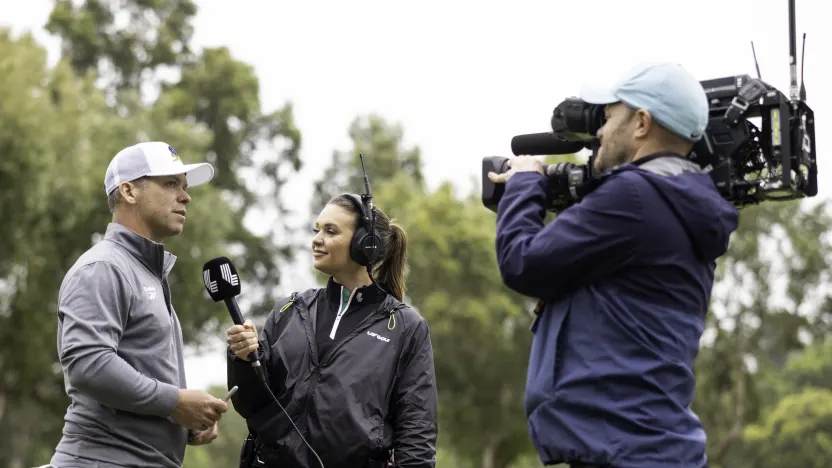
xmin=579 ymin=62 xmax=710 ymax=142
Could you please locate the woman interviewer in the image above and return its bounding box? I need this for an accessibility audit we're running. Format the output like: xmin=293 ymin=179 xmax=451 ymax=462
xmin=225 ymin=194 xmax=438 ymax=468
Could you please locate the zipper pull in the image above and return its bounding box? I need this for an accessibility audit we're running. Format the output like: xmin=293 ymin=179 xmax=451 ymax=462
xmin=280 ymin=293 xmax=297 ymax=313
xmin=387 ymin=309 xmax=396 ymax=330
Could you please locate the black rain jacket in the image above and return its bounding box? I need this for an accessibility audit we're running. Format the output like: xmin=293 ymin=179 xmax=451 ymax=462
xmin=227 ymin=283 xmax=438 ymax=468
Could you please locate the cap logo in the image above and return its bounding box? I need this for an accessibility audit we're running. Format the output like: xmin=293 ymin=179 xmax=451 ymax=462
xmin=168 ymin=145 xmax=181 ymax=163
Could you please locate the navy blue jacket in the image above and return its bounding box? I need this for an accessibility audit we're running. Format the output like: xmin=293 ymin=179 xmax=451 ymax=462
xmin=495 ymin=154 xmax=739 ymax=468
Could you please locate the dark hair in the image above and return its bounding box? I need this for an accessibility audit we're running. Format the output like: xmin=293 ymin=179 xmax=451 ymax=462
xmin=107 ymin=177 xmax=148 ymax=213
xmin=328 ymin=194 xmax=408 ymax=301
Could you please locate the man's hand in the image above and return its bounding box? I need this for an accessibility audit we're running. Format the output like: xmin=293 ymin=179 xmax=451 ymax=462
xmin=188 ymin=422 xmax=219 ymax=446
xmin=171 ymin=389 xmax=228 ymax=431
xmin=487 ymin=156 xmax=544 ymax=184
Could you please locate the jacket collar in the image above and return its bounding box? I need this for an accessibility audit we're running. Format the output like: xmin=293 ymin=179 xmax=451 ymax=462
xmin=324 ymin=276 xmax=387 ymax=307
xmin=631 ymin=152 xmax=704 ymax=176
xmin=103 ymin=223 xmax=176 ymax=279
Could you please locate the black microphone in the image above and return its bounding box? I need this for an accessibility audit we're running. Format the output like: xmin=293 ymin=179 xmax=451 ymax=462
xmin=511 ymin=132 xmax=587 ymax=156
xmin=202 ymin=257 xmax=264 ymax=376
xmin=202 ymin=257 xmax=327 ymax=468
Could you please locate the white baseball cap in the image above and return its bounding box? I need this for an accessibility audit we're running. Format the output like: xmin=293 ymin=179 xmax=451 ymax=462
xmin=104 ymin=141 xmax=215 ymax=195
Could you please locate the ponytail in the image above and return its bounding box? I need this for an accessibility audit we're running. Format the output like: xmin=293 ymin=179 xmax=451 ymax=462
xmin=326 ymin=194 xmax=409 ymax=301
xmin=375 ymin=221 xmax=408 ymax=301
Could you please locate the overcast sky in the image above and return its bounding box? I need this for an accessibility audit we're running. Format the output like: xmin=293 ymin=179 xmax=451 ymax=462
xmin=2 ymin=0 xmax=829 ymax=390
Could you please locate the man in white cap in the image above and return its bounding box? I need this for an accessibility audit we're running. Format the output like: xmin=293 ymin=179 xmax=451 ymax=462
xmin=49 ymin=142 xmax=228 ymax=468
xmin=489 ymin=63 xmax=740 ymax=467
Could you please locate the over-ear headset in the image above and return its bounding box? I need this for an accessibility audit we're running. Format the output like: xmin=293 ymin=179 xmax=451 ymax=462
xmin=345 ymin=193 xmax=384 ymax=267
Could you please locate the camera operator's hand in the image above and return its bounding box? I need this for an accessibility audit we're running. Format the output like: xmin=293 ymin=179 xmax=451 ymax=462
xmin=487 ymin=156 xmax=544 ymax=184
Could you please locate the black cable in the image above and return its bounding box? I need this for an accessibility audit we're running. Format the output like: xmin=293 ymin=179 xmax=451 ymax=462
xmin=250 ymin=191 xmax=381 ymax=468
xmin=251 ymin=365 xmax=325 ymax=468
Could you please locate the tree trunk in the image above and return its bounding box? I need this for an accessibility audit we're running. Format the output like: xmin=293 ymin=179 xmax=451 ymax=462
xmin=481 ymin=432 xmax=507 ymax=468
xmin=7 ymin=428 xmax=28 ymax=468
xmin=1 ymin=397 xmax=37 ymax=468
xmin=481 ymin=440 xmax=496 ymax=468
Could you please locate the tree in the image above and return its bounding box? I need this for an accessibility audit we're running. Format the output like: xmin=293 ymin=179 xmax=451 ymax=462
xmin=45 ymin=0 xmax=198 ymax=91
xmin=377 ymin=177 xmax=537 ymax=468
xmin=743 ymin=388 xmax=832 ymax=468
xmin=310 ymin=114 xmax=424 ymax=215
xmin=0 ymin=29 xmax=237 ymax=466
xmin=0 ymin=0 xmax=303 ymax=463
xmin=690 ymin=199 xmax=832 ymax=467
xmin=311 ymin=116 xmax=540 ymax=467
xmin=740 ymin=339 xmax=832 ymax=468
xmin=45 ymin=0 xmax=303 ymax=320
xmin=308 ymin=114 xmax=424 ymax=285
xmin=160 ymin=45 xmax=302 ymax=318
xmin=0 ymin=30 xmax=84 ymax=468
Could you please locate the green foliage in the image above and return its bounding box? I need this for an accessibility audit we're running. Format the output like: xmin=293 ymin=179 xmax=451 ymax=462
xmin=2 ymin=3 xmax=831 ymax=465
xmin=690 ymin=199 xmax=832 ymax=466
xmin=743 ymin=387 xmax=832 ymax=467
xmin=0 ymin=29 xmax=126 ymax=464
xmin=46 ymin=0 xmax=303 ymax=319
xmin=308 ymin=114 xmax=424 ymax=286
xmin=310 ymin=114 xmax=424 ymax=215
xmin=0 ymin=28 xmax=239 ymax=466
xmin=161 ymin=45 xmax=303 ymax=316
xmin=312 ymin=123 xmax=832 ymax=467
xmin=311 ymin=116 xmax=536 ymax=468
xmin=777 ymin=339 xmax=832 ymax=391
xmin=380 ymin=180 xmax=537 ymax=468
xmin=46 ymin=0 xmax=198 ymax=90
xmin=0 ymin=0 xmax=302 ymax=464
xmin=728 ymin=339 xmax=832 ymax=468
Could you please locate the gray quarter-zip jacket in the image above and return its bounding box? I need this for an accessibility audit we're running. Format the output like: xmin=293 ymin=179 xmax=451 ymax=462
xmin=51 ymin=223 xmax=189 ymax=468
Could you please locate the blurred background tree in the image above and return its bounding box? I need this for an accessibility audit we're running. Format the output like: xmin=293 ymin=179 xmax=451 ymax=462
xmin=0 ymin=0 xmax=302 ymax=466
xmin=1 ymin=2 xmax=830 ymax=467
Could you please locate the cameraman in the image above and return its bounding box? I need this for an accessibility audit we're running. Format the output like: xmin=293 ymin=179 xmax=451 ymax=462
xmin=488 ymin=62 xmax=739 ymax=468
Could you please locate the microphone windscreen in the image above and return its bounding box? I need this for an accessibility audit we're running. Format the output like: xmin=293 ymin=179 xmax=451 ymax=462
xmin=202 ymin=257 xmax=242 ymax=301
xmin=511 ymin=132 xmax=586 ymax=156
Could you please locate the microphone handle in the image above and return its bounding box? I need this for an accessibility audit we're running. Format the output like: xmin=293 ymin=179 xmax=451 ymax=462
xmin=225 ymin=296 xmax=263 ymax=368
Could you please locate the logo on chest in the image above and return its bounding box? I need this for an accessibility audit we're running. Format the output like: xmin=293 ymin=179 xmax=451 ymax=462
xmin=367 ymin=330 xmax=390 ymax=343
xmin=143 ymin=285 xmax=157 ymax=300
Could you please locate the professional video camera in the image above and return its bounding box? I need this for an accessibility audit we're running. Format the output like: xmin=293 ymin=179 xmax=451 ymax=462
xmin=482 ymin=0 xmax=817 ymax=214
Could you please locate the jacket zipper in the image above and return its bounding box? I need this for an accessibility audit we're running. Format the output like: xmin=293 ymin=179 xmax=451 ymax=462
xmin=320 ymin=306 xmax=399 ymax=367
xmin=329 ymin=286 xmax=357 ymax=339
xmin=294 ymin=299 xmax=400 ymax=435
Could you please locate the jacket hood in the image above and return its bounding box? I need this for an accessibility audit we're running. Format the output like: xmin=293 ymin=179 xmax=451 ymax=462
xmin=624 ymin=154 xmax=739 ymax=261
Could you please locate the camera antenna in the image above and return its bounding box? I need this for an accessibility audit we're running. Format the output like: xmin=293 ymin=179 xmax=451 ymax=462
xmin=799 ymin=32 xmax=807 ymax=101
xmin=788 ymin=0 xmax=799 ymax=103
xmin=750 ymin=41 xmax=762 ymax=80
